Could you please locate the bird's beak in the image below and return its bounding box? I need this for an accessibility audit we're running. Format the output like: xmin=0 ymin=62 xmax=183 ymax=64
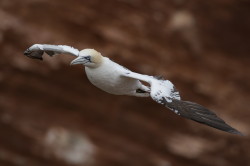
xmin=70 ymin=57 xmax=87 ymax=65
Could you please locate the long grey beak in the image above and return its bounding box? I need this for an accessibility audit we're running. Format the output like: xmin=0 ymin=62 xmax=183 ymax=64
xmin=70 ymin=57 xmax=87 ymax=65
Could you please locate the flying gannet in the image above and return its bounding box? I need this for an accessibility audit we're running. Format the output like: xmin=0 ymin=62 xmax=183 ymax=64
xmin=24 ymin=44 xmax=243 ymax=135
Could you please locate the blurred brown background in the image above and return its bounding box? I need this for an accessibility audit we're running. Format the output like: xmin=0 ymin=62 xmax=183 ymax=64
xmin=0 ymin=0 xmax=250 ymax=165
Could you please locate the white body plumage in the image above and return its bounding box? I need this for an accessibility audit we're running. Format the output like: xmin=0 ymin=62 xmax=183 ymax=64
xmin=85 ymin=57 xmax=148 ymax=96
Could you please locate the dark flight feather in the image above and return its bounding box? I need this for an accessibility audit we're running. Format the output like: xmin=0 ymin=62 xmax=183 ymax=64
xmin=161 ymin=97 xmax=243 ymax=135
xmin=24 ymin=49 xmax=44 ymax=60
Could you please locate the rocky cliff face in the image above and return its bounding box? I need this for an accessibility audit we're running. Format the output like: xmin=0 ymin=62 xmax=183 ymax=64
xmin=0 ymin=0 xmax=249 ymax=165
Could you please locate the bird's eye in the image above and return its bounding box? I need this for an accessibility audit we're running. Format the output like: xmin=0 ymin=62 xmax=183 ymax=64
xmin=84 ymin=56 xmax=91 ymax=62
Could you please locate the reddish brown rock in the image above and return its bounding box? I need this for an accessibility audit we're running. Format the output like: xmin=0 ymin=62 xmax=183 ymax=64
xmin=0 ymin=0 xmax=249 ymax=165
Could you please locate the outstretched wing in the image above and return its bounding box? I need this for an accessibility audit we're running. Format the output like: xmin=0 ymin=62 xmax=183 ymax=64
xmin=122 ymin=72 xmax=242 ymax=135
xmin=24 ymin=44 xmax=79 ymax=60
xmin=161 ymin=98 xmax=243 ymax=135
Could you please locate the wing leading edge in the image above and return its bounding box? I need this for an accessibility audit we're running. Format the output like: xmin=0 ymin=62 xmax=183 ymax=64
xmin=24 ymin=44 xmax=79 ymax=60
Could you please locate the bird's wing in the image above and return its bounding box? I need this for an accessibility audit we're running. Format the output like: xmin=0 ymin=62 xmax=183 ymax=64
xmin=162 ymin=98 xmax=243 ymax=135
xmin=24 ymin=44 xmax=79 ymax=60
xmin=122 ymin=71 xmax=242 ymax=135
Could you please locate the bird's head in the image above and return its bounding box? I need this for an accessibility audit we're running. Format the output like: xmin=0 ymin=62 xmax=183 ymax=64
xmin=70 ymin=49 xmax=103 ymax=68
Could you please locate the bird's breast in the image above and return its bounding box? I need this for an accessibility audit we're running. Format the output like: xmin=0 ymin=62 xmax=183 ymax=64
xmin=85 ymin=65 xmax=139 ymax=95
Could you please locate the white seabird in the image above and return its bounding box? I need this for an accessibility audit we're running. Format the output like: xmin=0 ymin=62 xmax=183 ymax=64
xmin=24 ymin=44 xmax=243 ymax=135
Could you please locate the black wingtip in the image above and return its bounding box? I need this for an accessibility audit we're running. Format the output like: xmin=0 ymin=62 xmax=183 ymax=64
xmin=23 ymin=50 xmax=29 ymax=56
xmin=228 ymin=129 xmax=244 ymax=136
xmin=162 ymin=98 xmax=244 ymax=136
xmin=24 ymin=49 xmax=44 ymax=60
